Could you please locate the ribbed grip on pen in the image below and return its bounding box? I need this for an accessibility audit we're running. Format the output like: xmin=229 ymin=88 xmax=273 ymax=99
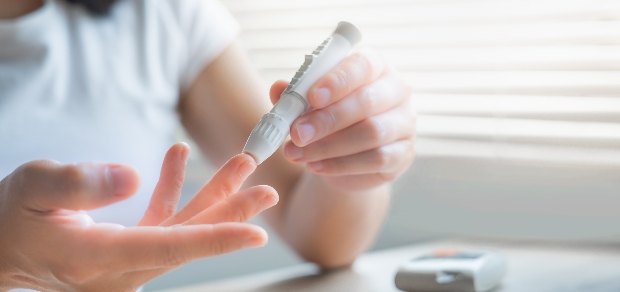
xmin=243 ymin=113 xmax=290 ymax=164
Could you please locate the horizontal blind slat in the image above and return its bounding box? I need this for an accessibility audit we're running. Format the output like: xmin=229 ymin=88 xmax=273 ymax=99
xmin=260 ymin=71 xmax=620 ymax=96
xmin=417 ymin=138 xmax=620 ymax=166
xmin=417 ymin=116 xmax=620 ymax=147
xmin=232 ymin=0 xmax=620 ymax=29
xmin=249 ymin=46 xmax=620 ymax=71
xmin=413 ymin=94 xmax=620 ymax=123
xmin=239 ymin=21 xmax=620 ymax=49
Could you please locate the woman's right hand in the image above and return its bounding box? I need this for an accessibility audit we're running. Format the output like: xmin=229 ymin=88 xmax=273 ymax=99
xmin=0 ymin=143 xmax=278 ymax=292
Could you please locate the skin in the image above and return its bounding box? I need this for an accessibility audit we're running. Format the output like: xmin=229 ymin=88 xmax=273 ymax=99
xmin=0 ymin=144 xmax=278 ymax=291
xmin=0 ymin=0 xmax=416 ymax=290
xmin=183 ymin=42 xmax=415 ymax=267
xmin=0 ymin=0 xmax=42 ymax=19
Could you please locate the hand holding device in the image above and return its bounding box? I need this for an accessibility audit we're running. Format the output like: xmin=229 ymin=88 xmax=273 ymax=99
xmin=243 ymin=21 xmax=362 ymax=164
xmin=260 ymin=22 xmax=416 ymax=192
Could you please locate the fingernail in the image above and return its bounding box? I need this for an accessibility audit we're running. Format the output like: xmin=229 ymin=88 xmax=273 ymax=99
xmin=107 ymin=166 xmax=136 ymax=196
xmin=285 ymin=145 xmax=303 ymax=161
xmin=243 ymin=229 xmax=268 ymax=248
xmin=259 ymin=194 xmax=277 ymax=211
xmin=296 ymin=123 xmax=315 ymax=144
xmin=308 ymin=161 xmax=324 ymax=171
xmin=239 ymin=162 xmax=255 ymax=180
xmin=243 ymin=236 xmax=266 ymax=248
xmin=313 ymin=87 xmax=331 ymax=108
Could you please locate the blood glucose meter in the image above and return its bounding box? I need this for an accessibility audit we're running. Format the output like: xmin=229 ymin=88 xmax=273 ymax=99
xmin=394 ymin=249 xmax=506 ymax=292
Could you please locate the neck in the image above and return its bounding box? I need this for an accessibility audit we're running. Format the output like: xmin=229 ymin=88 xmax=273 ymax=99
xmin=0 ymin=0 xmax=44 ymax=19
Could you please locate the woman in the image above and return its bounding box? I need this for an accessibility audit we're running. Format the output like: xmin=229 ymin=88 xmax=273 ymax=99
xmin=0 ymin=0 xmax=416 ymax=290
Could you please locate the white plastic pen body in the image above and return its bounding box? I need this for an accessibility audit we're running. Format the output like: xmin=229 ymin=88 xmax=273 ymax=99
xmin=243 ymin=21 xmax=362 ymax=164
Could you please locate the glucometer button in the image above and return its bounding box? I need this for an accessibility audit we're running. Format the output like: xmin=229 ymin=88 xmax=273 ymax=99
xmin=435 ymin=271 xmax=459 ymax=284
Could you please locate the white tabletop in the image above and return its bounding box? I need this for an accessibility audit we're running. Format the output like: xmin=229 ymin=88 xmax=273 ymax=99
xmin=158 ymin=239 xmax=620 ymax=292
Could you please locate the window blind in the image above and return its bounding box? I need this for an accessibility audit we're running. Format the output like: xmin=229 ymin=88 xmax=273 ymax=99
xmin=221 ymin=0 xmax=620 ymax=167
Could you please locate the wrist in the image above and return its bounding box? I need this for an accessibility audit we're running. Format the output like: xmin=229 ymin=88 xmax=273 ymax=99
xmin=0 ymin=256 xmax=43 ymax=291
xmin=0 ymin=237 xmax=18 ymax=291
xmin=0 ymin=260 xmax=16 ymax=291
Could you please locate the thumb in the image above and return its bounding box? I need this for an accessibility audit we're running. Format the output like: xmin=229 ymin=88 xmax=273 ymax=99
xmin=269 ymin=80 xmax=290 ymax=105
xmin=10 ymin=160 xmax=140 ymax=211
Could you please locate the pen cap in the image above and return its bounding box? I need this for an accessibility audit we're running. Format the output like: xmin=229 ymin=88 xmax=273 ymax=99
xmin=333 ymin=21 xmax=362 ymax=47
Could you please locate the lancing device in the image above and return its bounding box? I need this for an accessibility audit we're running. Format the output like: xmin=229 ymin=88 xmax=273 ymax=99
xmin=243 ymin=21 xmax=362 ymax=164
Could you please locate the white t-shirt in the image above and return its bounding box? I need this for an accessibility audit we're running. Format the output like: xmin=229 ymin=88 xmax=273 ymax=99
xmin=0 ymin=0 xmax=239 ymax=226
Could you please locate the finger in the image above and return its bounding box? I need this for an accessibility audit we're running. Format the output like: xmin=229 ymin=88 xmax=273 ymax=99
xmin=11 ymin=160 xmax=140 ymax=211
xmin=184 ymin=185 xmax=278 ymax=225
xmin=306 ymin=139 xmax=415 ymax=176
xmin=269 ymin=80 xmax=290 ymax=105
xmin=290 ymin=74 xmax=410 ymax=146
xmin=99 ymin=223 xmax=267 ymax=271
xmin=139 ymin=143 xmax=190 ymax=226
xmin=164 ymin=153 xmax=256 ymax=226
xmin=308 ymin=49 xmax=387 ymax=109
xmin=284 ymin=107 xmax=416 ymax=163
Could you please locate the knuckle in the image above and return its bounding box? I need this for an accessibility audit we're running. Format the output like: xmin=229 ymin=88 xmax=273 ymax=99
xmin=171 ymin=175 xmax=184 ymax=193
xmin=316 ymin=108 xmax=338 ymax=134
xmin=208 ymin=237 xmax=226 ymax=256
xmin=15 ymin=160 xmax=56 ymax=182
xmin=328 ymin=158 xmax=346 ymax=172
xmin=365 ymin=118 xmax=388 ymax=143
xmin=215 ymin=180 xmax=236 ymax=201
xmin=327 ymin=68 xmax=351 ymax=92
xmin=162 ymin=233 xmax=186 ymax=266
xmin=379 ymin=171 xmax=399 ymax=182
xmin=222 ymin=199 xmax=250 ymax=222
xmin=61 ymin=164 xmax=87 ymax=198
xmin=233 ymin=202 xmax=251 ymax=222
xmin=147 ymin=199 xmax=176 ymax=221
xmin=163 ymin=248 xmax=184 ymax=267
xmin=356 ymin=49 xmax=383 ymax=76
xmin=161 ymin=199 xmax=177 ymax=218
xmin=357 ymin=85 xmax=379 ymax=116
xmin=373 ymin=147 xmax=392 ymax=169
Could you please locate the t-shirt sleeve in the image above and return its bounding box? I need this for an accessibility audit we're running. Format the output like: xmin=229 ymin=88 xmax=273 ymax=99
xmin=168 ymin=0 xmax=240 ymax=93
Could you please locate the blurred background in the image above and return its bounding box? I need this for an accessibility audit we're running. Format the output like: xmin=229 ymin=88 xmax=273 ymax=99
xmin=147 ymin=0 xmax=620 ymax=290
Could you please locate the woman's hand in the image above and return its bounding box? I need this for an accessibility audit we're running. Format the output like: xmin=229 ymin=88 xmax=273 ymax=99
xmin=0 ymin=143 xmax=278 ymax=292
xmin=273 ymin=49 xmax=415 ymax=192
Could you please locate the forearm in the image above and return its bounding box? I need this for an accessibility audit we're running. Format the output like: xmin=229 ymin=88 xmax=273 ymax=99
xmin=180 ymin=41 xmax=406 ymax=269
xmin=268 ymin=170 xmax=391 ymax=268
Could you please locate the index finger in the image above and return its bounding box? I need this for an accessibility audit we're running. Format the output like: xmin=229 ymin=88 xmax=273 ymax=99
xmin=308 ymin=49 xmax=387 ymax=109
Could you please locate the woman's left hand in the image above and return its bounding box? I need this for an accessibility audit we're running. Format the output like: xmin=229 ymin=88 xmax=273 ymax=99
xmin=270 ymin=49 xmax=415 ymax=192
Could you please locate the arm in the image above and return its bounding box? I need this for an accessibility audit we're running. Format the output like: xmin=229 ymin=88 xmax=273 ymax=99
xmin=180 ymin=41 xmax=415 ymax=268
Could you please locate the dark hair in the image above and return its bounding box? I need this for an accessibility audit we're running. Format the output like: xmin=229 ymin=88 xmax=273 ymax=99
xmin=64 ymin=0 xmax=120 ymax=16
